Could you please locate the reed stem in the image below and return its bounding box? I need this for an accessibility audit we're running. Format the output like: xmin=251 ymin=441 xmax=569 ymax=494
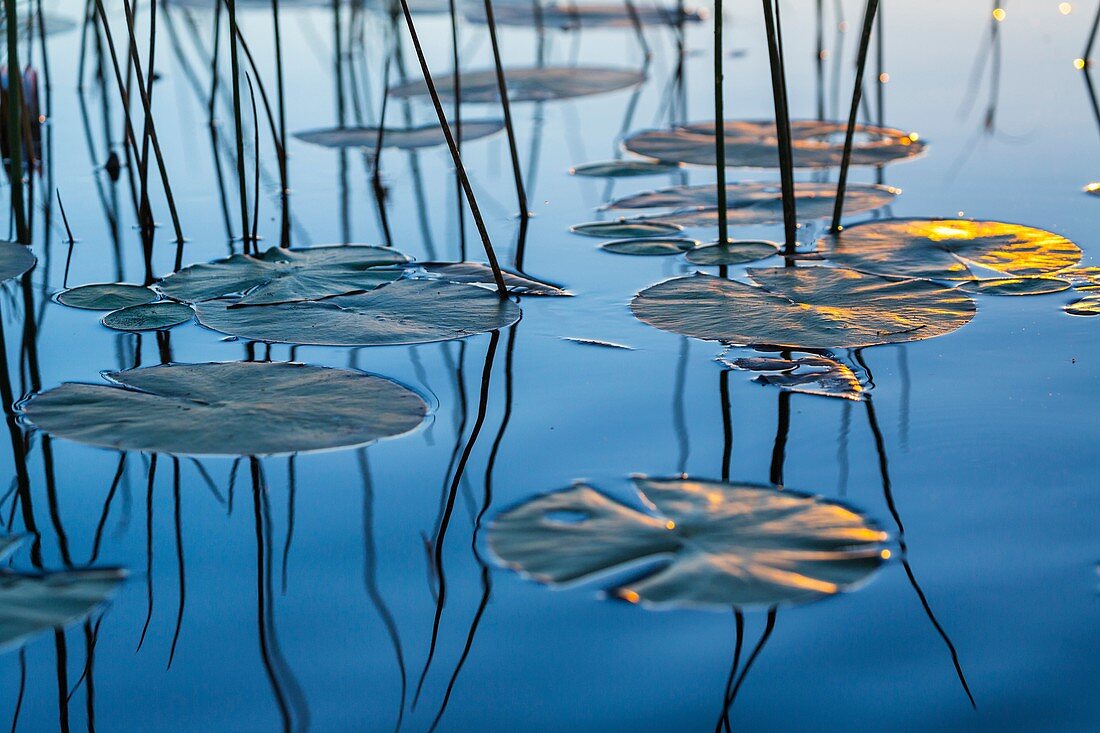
xmin=3 ymin=0 xmax=29 ymax=243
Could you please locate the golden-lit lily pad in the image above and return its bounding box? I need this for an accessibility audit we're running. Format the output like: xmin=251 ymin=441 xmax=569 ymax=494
xmin=722 ymin=354 xmax=863 ymax=400
xmin=489 ymin=476 xmax=888 ymax=609
xmin=1064 ymin=294 xmax=1100 ymax=316
xmin=600 ymin=238 xmax=697 ymax=256
xmin=685 ymin=240 xmax=779 ymax=266
xmin=466 ymin=3 xmax=704 ymax=28
xmin=819 ymin=219 xmax=1082 ymax=281
xmin=158 ymin=245 xmax=407 ymax=306
xmin=956 ymin=277 xmax=1071 ymax=296
xmin=294 ymin=120 xmax=504 ymax=151
xmin=623 ymin=120 xmax=925 ymax=169
xmin=571 ymin=220 xmax=683 ymax=238
xmin=631 ymin=268 xmax=976 ymax=349
xmin=570 ymin=160 xmax=681 ymax=178
xmin=22 ymin=362 xmax=428 ymax=456
xmin=0 ymin=242 xmax=35 ymax=283
xmin=194 ymin=279 xmax=520 ymax=346
xmin=56 ymin=283 xmax=157 ymax=311
xmin=1059 ymin=266 xmax=1100 ymax=291
xmin=390 ymin=66 xmax=647 ymax=104
xmin=101 ymin=302 xmax=195 ymax=331
xmin=0 ymin=536 xmax=124 ymax=652
xmin=419 ymin=262 xmax=570 ymax=296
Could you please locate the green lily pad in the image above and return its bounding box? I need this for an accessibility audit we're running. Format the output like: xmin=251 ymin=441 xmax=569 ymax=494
xmin=0 ymin=243 xmax=35 ymax=283
xmin=600 ymin=238 xmax=698 ymax=256
xmin=389 ymin=66 xmax=647 ymax=104
xmin=623 ymin=120 xmax=925 ymax=168
xmin=1064 ymin=294 xmax=1100 ymax=316
xmin=56 ymin=283 xmax=158 ymax=311
xmin=22 ymin=362 xmax=429 ymax=456
xmin=956 ymin=277 xmax=1071 ymax=296
xmin=489 ymin=476 xmax=888 ymax=609
xmin=631 ymin=268 xmax=976 ymax=349
xmin=722 ymin=354 xmax=864 ymax=400
xmin=294 ymin=119 xmax=504 ymax=151
xmin=685 ymin=240 xmax=779 ymax=266
xmin=101 ymin=302 xmax=195 ymax=331
xmin=571 ymin=220 xmax=683 ymax=239
xmin=419 ymin=262 xmax=570 ymax=296
xmin=570 ymin=160 xmax=681 ymax=178
xmin=158 ymin=245 xmax=408 ymax=306
xmin=0 ymin=535 xmax=124 ymax=652
xmin=819 ymin=219 xmax=1082 ymax=281
xmin=194 ymin=279 xmax=520 ymax=346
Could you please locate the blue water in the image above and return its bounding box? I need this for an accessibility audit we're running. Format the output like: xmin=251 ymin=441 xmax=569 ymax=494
xmin=0 ymin=1 xmax=1097 ymax=731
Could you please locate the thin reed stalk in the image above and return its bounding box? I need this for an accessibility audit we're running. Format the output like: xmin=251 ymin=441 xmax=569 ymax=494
xmin=224 ymin=0 xmax=251 ymax=251
xmin=3 ymin=0 xmax=29 ymax=243
xmin=761 ymin=0 xmax=797 ymax=252
xmin=481 ymin=0 xmax=529 ymax=222
xmin=713 ymin=0 xmax=728 ymax=245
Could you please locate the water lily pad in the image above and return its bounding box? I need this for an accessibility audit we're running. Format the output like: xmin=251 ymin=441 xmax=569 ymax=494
xmin=685 ymin=240 xmax=779 ymax=266
xmin=571 ymin=220 xmax=683 ymax=238
xmin=1064 ymin=294 xmax=1100 ymax=316
xmin=819 ymin=219 xmax=1082 ymax=281
xmin=570 ymin=160 xmax=681 ymax=177
xmin=631 ymin=268 xmax=976 ymax=349
xmin=0 ymin=13 xmax=77 ymax=38
xmin=101 ymin=302 xmax=195 ymax=331
xmin=56 ymin=283 xmax=157 ymax=311
xmin=390 ymin=66 xmax=647 ymax=104
xmin=419 ymin=262 xmax=570 ymax=296
xmin=294 ymin=119 xmax=504 ymax=151
xmin=604 ymin=181 xmax=899 ymax=226
xmin=467 ymin=3 xmax=704 ymax=28
xmin=194 ymin=279 xmax=520 ymax=346
xmin=1059 ymin=266 xmax=1100 ymax=291
xmin=489 ymin=476 xmax=887 ymax=609
xmin=600 ymin=238 xmax=697 ymax=256
xmin=158 ymin=245 xmax=408 ymax=306
xmin=957 ymin=277 xmax=1071 ymax=296
xmin=22 ymin=362 xmax=429 ymax=456
xmin=623 ymin=120 xmax=925 ymax=168
xmin=722 ymin=354 xmax=863 ymax=400
xmin=0 ymin=243 xmax=34 ymax=283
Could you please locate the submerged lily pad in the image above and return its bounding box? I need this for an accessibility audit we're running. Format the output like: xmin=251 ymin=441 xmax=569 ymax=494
xmin=489 ymin=476 xmax=887 ymax=609
xmin=56 ymin=283 xmax=157 ymax=311
xmin=685 ymin=240 xmax=779 ymax=266
xmin=101 ymin=302 xmax=195 ymax=331
xmin=631 ymin=268 xmax=976 ymax=349
xmin=22 ymin=362 xmax=428 ymax=456
xmin=623 ymin=120 xmax=925 ymax=168
xmin=722 ymin=354 xmax=863 ymax=400
xmin=389 ymin=66 xmax=647 ymax=104
xmin=957 ymin=277 xmax=1071 ymax=296
xmin=819 ymin=219 xmax=1082 ymax=281
xmin=0 ymin=550 xmax=125 ymax=651
xmin=571 ymin=220 xmax=683 ymax=238
xmin=195 ymin=279 xmax=520 ymax=346
xmin=158 ymin=245 xmax=407 ymax=306
xmin=419 ymin=262 xmax=570 ymax=296
xmin=1064 ymin=294 xmax=1100 ymax=316
xmin=604 ymin=181 xmax=899 ymax=226
xmin=600 ymin=238 xmax=697 ymax=256
xmin=0 ymin=243 xmax=35 ymax=282
xmin=294 ymin=119 xmax=504 ymax=151
xmin=467 ymin=3 xmax=704 ymax=28
xmin=570 ymin=160 xmax=681 ymax=178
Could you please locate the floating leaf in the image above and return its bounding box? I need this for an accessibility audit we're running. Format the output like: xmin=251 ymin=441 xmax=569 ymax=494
xmin=600 ymin=238 xmax=697 ymax=256
xmin=570 ymin=160 xmax=681 ymax=178
xmin=419 ymin=262 xmax=570 ymax=296
xmin=685 ymin=240 xmax=779 ymax=266
xmin=1058 ymin=266 xmax=1100 ymax=291
xmin=194 ymin=279 xmax=520 ymax=346
xmin=623 ymin=120 xmax=924 ymax=168
xmin=604 ymin=181 xmax=899 ymax=226
xmin=819 ymin=219 xmax=1082 ymax=281
xmin=631 ymin=268 xmax=976 ymax=349
xmin=956 ymin=277 xmax=1070 ymax=296
xmin=101 ymin=302 xmax=195 ymax=332
xmin=466 ymin=2 xmax=704 ymax=28
xmin=294 ymin=119 xmax=504 ymax=151
xmin=722 ymin=354 xmax=863 ymax=400
xmin=56 ymin=283 xmax=157 ymax=311
xmin=489 ymin=476 xmax=887 ymax=609
xmin=22 ymin=362 xmax=428 ymax=456
xmin=1064 ymin=294 xmax=1100 ymax=316
xmin=562 ymin=337 xmax=634 ymax=350
xmin=0 ymin=243 xmax=35 ymax=282
xmin=158 ymin=245 xmax=407 ymax=306
xmin=571 ymin=220 xmax=683 ymax=238
xmin=390 ymin=66 xmax=647 ymax=104
xmin=0 ymin=13 xmax=77 ymax=38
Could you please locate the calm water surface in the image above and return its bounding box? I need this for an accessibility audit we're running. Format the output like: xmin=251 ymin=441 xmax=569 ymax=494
xmin=1 ymin=1 xmax=1097 ymax=731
